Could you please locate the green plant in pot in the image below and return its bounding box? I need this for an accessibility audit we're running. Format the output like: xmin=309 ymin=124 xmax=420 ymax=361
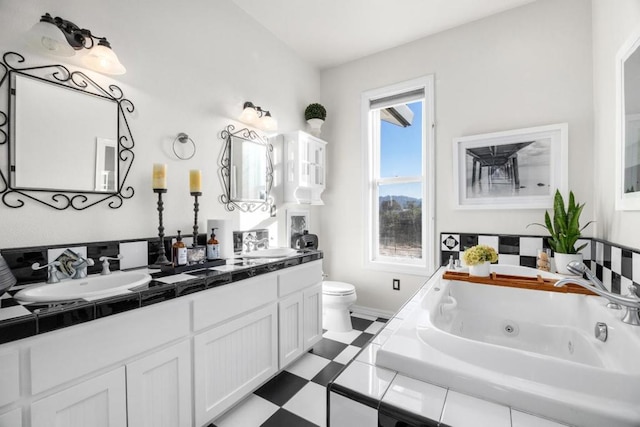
xmin=528 ymin=190 xmax=593 ymax=275
xmin=304 ymin=103 xmax=326 ymax=136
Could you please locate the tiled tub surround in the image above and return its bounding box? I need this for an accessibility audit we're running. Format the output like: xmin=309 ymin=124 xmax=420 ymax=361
xmin=441 ymin=233 xmax=640 ymax=295
xmin=0 ymin=252 xmax=324 ymax=427
xmin=328 ymin=272 xmax=581 ymax=427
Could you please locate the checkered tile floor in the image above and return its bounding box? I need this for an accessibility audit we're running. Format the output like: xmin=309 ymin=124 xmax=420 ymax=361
xmin=210 ymin=313 xmax=388 ymax=427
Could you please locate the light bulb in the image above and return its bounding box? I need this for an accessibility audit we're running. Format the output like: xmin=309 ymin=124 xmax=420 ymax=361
xmin=83 ymin=43 xmax=126 ymax=75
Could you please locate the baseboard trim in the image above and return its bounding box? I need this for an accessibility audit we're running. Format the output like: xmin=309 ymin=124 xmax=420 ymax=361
xmin=351 ymin=305 xmax=395 ymax=320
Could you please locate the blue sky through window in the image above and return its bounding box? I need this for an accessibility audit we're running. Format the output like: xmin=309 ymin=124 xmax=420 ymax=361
xmin=379 ymin=101 xmax=423 ymax=199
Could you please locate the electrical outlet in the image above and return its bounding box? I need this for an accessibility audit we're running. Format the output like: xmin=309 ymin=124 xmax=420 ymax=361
xmin=393 ymin=279 xmax=400 ymax=290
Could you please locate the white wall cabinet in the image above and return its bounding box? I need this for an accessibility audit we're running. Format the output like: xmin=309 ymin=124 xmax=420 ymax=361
xmin=194 ymin=303 xmax=278 ymax=426
xmin=126 ymin=340 xmax=192 ymax=427
xmin=31 ymin=368 xmax=127 ymax=427
xmin=280 ymin=131 xmax=327 ymax=205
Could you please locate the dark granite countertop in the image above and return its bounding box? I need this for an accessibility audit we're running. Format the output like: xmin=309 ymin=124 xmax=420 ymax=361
xmin=0 ymin=251 xmax=323 ymax=345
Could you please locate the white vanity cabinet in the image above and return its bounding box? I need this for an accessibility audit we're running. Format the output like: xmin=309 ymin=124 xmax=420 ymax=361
xmin=31 ymin=367 xmax=127 ymax=427
xmin=278 ymin=262 xmax=323 ymax=369
xmin=279 ymin=292 xmax=304 ymax=367
xmin=0 ymin=408 xmax=21 ymax=427
xmin=193 ymin=274 xmax=279 ymax=426
xmin=280 ymin=131 xmax=327 ymax=205
xmin=303 ymin=283 xmax=323 ymax=349
xmin=126 ymin=340 xmax=192 ymax=427
xmin=0 ymin=258 xmax=323 ymax=427
xmin=0 ymin=348 xmax=20 ymax=408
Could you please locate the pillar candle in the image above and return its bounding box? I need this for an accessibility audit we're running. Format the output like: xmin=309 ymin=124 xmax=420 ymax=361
xmin=152 ymin=164 xmax=167 ymax=190
xmin=190 ymin=169 xmax=202 ymax=193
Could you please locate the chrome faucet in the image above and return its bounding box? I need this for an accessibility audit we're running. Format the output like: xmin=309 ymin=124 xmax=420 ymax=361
xmin=243 ymin=234 xmax=269 ymax=252
xmin=99 ymin=255 xmax=122 ymax=275
xmin=31 ymin=261 xmax=62 ymax=284
xmin=554 ymin=277 xmax=640 ymax=326
xmin=564 ymin=261 xmax=621 ymax=309
xmin=71 ymin=256 xmax=95 ymax=279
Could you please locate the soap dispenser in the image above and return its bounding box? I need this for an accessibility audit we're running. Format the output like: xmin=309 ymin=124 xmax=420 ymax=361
xmin=173 ymin=230 xmax=187 ymax=266
xmin=207 ymin=228 xmax=220 ymax=260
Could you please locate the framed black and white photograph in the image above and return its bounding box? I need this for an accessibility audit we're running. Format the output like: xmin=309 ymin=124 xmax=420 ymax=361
xmin=286 ymin=209 xmax=310 ymax=248
xmin=453 ymin=123 xmax=568 ymax=209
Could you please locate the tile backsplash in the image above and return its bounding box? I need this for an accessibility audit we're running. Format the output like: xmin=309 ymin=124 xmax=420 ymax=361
xmin=440 ymin=232 xmax=638 ymax=295
xmin=1 ymin=233 xmax=209 ymax=286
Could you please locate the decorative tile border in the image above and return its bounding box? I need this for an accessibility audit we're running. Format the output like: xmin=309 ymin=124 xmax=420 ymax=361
xmin=441 ymin=233 xmax=640 ymax=295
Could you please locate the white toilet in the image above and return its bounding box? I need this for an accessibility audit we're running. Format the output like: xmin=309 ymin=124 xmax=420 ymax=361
xmin=322 ymin=281 xmax=357 ymax=332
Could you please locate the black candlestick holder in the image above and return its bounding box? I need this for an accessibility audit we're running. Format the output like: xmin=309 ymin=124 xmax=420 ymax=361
xmin=191 ymin=192 xmax=202 ymax=247
xmin=150 ymin=188 xmax=172 ymax=268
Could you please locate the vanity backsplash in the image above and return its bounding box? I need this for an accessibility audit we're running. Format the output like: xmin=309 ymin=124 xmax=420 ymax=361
xmin=1 ymin=233 xmax=209 ymax=286
xmin=441 ymin=232 xmax=640 ymax=295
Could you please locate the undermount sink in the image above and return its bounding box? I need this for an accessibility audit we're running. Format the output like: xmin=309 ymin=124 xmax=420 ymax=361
xmin=14 ymin=271 xmax=151 ymax=303
xmin=241 ymin=247 xmax=298 ymax=259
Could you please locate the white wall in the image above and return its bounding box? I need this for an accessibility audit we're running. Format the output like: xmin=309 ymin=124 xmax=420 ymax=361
xmin=319 ymin=0 xmax=594 ymax=312
xmin=0 ymin=0 xmax=320 ymax=248
xmin=592 ymin=0 xmax=640 ymax=246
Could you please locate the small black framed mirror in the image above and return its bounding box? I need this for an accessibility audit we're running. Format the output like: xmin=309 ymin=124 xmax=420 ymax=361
xmin=218 ymin=125 xmax=273 ymax=213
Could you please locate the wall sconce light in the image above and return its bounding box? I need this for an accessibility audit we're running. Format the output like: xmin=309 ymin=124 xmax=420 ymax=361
xmin=26 ymin=13 xmax=126 ymax=75
xmin=239 ymin=101 xmax=278 ymax=131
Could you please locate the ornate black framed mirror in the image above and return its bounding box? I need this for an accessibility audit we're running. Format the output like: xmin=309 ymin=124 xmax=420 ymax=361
xmin=219 ymin=124 xmax=273 ymax=213
xmin=0 ymin=51 xmax=135 ymax=210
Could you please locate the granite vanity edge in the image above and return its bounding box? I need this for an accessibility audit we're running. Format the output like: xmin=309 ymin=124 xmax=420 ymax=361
xmin=0 ymin=251 xmax=323 ymax=345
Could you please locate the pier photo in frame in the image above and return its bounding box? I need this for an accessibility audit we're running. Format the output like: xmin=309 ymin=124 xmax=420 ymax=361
xmin=453 ymin=123 xmax=568 ymax=209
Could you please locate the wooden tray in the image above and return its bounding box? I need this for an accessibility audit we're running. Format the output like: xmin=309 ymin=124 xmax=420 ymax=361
xmin=442 ymin=271 xmax=597 ymax=296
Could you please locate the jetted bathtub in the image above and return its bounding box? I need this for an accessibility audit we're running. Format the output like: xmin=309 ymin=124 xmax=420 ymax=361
xmin=376 ymin=265 xmax=640 ymax=427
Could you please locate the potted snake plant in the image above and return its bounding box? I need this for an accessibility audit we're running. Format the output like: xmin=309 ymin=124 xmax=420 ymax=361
xmin=528 ymin=190 xmax=593 ymax=274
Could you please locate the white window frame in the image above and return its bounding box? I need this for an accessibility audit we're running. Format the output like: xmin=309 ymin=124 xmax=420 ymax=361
xmin=362 ymin=75 xmax=435 ymax=276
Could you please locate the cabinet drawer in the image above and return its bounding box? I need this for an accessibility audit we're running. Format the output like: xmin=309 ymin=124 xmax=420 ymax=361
xmin=0 ymin=348 xmax=19 ymax=407
xmin=193 ymin=273 xmax=277 ymax=331
xmin=30 ymin=298 xmax=190 ymax=394
xmin=278 ymin=261 xmax=322 ymax=297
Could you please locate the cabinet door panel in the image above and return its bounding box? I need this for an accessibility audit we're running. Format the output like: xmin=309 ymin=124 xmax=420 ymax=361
xmin=0 ymin=408 xmax=21 ymax=427
xmin=279 ymin=293 xmax=303 ymax=368
xmin=127 ymin=340 xmax=191 ymax=427
xmin=0 ymin=348 xmax=19 ymax=407
xmin=304 ymin=284 xmax=323 ymax=350
xmin=31 ymin=367 xmax=126 ymax=427
xmin=194 ymin=304 xmax=278 ymax=425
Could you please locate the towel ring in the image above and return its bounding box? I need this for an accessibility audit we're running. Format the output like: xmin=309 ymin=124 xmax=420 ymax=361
xmin=172 ymin=132 xmax=196 ymax=160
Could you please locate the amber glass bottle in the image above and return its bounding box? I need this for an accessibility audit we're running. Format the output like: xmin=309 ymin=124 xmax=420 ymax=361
xmin=173 ymin=230 xmax=187 ymax=266
xmin=206 ymin=228 xmax=219 ymax=260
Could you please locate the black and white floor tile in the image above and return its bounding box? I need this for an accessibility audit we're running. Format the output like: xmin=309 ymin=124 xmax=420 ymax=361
xmin=210 ymin=313 xmax=388 ymax=427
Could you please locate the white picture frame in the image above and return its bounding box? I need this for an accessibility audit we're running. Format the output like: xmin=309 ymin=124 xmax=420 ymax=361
xmin=453 ymin=123 xmax=568 ymax=210
xmin=286 ymin=209 xmax=310 ymax=248
xmin=615 ymin=25 xmax=640 ymax=210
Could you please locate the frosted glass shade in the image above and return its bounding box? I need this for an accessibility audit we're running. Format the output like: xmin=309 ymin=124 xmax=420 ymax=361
xmin=26 ymin=21 xmax=75 ymax=57
xmin=83 ymin=44 xmax=126 ymax=75
xmin=239 ymin=106 xmax=259 ymax=125
xmin=261 ymin=114 xmax=278 ymax=131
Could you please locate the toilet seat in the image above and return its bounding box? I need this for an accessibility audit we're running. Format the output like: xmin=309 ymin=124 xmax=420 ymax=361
xmin=323 ymin=281 xmax=355 ymax=296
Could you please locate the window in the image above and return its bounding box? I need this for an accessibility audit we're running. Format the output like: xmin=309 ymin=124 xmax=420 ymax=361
xmin=362 ymin=76 xmax=434 ymax=274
